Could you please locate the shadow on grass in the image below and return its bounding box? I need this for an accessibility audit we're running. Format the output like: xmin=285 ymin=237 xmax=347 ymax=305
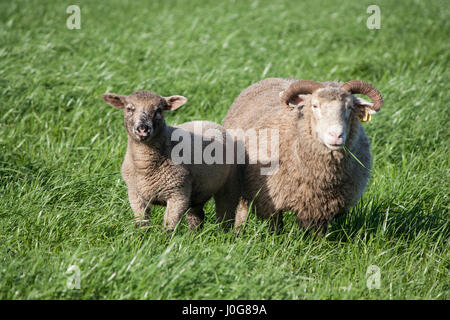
xmin=327 ymin=196 xmax=449 ymax=243
xmin=107 ymin=194 xmax=448 ymax=247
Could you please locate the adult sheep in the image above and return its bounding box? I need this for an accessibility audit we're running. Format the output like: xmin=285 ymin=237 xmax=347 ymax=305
xmin=222 ymin=78 xmax=383 ymax=236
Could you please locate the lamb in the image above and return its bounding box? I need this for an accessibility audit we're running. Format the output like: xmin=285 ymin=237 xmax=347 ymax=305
xmin=102 ymin=90 xmax=236 ymax=231
xmin=222 ymin=78 xmax=383 ymax=236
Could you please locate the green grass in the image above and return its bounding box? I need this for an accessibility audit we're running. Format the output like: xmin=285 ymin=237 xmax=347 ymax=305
xmin=0 ymin=0 xmax=449 ymax=299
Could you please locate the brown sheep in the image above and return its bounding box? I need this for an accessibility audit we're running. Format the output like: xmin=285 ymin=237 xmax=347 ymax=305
xmin=222 ymin=78 xmax=383 ymax=236
xmin=102 ymin=90 xmax=236 ymax=231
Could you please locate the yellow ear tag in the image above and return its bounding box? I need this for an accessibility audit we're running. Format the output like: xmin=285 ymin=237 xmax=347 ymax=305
xmin=360 ymin=109 xmax=371 ymax=122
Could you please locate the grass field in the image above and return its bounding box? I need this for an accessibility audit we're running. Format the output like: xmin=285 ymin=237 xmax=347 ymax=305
xmin=0 ymin=0 xmax=449 ymax=299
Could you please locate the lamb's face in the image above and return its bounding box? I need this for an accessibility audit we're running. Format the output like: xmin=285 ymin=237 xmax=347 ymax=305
xmin=309 ymin=88 xmax=354 ymax=150
xmin=102 ymin=91 xmax=187 ymax=143
xmin=124 ymin=94 xmax=166 ymax=142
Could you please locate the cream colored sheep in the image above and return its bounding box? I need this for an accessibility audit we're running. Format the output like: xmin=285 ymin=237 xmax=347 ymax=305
xmin=223 ymin=78 xmax=383 ymax=236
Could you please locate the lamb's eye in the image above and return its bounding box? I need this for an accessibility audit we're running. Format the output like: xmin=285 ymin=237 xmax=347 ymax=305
xmin=312 ymin=105 xmax=319 ymax=109
xmin=126 ymin=105 xmax=135 ymax=112
xmin=154 ymin=109 xmax=162 ymax=119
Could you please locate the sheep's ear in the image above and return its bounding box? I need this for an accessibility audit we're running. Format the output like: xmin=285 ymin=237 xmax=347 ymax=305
xmin=354 ymin=96 xmax=378 ymax=115
xmin=289 ymin=94 xmax=307 ymax=108
xmin=280 ymin=91 xmax=307 ymax=109
xmin=353 ymin=96 xmax=378 ymax=122
xmin=163 ymin=95 xmax=188 ymax=111
xmin=102 ymin=93 xmax=127 ymax=109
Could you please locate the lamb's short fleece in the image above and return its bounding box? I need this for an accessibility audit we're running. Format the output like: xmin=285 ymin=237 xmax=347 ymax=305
xmin=103 ymin=90 xmax=238 ymax=231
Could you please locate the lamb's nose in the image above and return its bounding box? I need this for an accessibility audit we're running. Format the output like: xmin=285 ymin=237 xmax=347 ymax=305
xmin=136 ymin=124 xmax=150 ymax=134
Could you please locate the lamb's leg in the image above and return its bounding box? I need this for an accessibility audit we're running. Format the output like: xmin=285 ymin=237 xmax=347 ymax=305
xmin=163 ymin=196 xmax=190 ymax=232
xmin=186 ymin=204 xmax=205 ymax=230
xmin=234 ymin=198 xmax=249 ymax=233
xmin=214 ymin=193 xmax=237 ymax=230
xmin=214 ymin=176 xmax=240 ymax=230
xmin=128 ymin=187 xmax=150 ymax=227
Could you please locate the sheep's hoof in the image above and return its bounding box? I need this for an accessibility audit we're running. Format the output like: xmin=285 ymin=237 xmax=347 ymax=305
xmin=135 ymin=219 xmax=150 ymax=228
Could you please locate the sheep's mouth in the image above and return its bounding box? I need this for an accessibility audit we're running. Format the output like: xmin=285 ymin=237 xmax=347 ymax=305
xmin=325 ymin=143 xmax=345 ymax=150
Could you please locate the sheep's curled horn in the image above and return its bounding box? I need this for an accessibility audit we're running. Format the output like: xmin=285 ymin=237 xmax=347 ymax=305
xmin=340 ymin=80 xmax=383 ymax=111
xmin=280 ymin=80 xmax=383 ymax=112
xmin=280 ymin=80 xmax=324 ymax=108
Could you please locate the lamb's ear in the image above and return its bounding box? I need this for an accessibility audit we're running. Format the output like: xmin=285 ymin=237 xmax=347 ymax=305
xmin=279 ymin=91 xmax=307 ymax=109
xmin=102 ymin=93 xmax=127 ymax=109
xmin=353 ymin=96 xmax=377 ymax=122
xmin=163 ymin=95 xmax=188 ymax=111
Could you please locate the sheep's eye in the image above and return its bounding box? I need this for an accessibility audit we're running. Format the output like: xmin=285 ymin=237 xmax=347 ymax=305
xmin=126 ymin=105 xmax=135 ymax=112
xmin=312 ymin=105 xmax=319 ymax=109
xmin=154 ymin=109 xmax=162 ymax=119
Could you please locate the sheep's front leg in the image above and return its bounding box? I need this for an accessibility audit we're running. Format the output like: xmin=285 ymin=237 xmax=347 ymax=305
xmin=163 ymin=197 xmax=190 ymax=232
xmin=128 ymin=187 xmax=151 ymax=227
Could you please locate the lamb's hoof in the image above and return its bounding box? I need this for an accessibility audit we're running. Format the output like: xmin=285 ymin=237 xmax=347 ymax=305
xmin=163 ymin=228 xmax=175 ymax=236
xmin=187 ymin=222 xmax=204 ymax=231
xmin=135 ymin=219 xmax=150 ymax=228
xmin=234 ymin=226 xmax=246 ymax=236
